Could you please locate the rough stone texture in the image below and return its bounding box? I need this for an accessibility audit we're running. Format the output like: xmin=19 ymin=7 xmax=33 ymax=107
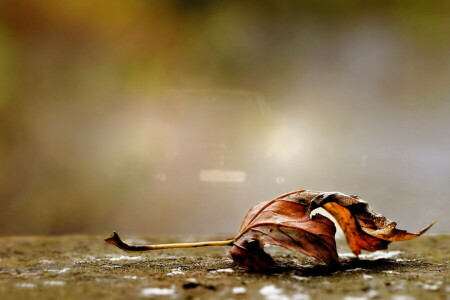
xmin=0 ymin=234 xmax=449 ymax=299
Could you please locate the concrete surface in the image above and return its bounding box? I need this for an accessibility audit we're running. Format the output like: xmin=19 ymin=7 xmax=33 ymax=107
xmin=0 ymin=234 xmax=449 ymax=299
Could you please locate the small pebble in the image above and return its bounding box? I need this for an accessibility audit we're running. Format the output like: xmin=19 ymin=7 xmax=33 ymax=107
xmin=383 ymin=270 xmax=400 ymax=274
xmin=39 ymin=259 xmax=54 ymax=264
xmin=292 ymin=275 xmax=310 ymax=281
xmin=422 ymin=284 xmax=440 ymax=291
xmin=343 ymin=296 xmax=367 ymax=300
xmin=43 ymin=281 xmax=65 ymax=286
xmin=166 ymin=268 xmax=185 ymax=276
xmin=140 ymin=286 xmax=175 ymax=296
xmin=212 ymin=268 xmax=234 ymax=273
xmin=232 ymin=286 xmax=247 ymax=294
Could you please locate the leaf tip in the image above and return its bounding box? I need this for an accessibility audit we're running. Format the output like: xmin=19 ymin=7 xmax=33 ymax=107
xmin=417 ymin=220 xmax=437 ymax=235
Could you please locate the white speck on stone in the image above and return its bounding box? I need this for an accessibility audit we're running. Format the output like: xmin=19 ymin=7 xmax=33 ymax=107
xmin=123 ymin=276 xmax=139 ymax=280
xmin=57 ymin=268 xmax=71 ymax=274
xmin=361 ymin=251 xmax=403 ymax=260
xmin=109 ymin=255 xmax=142 ymax=261
xmin=340 ymin=251 xmax=403 ymax=260
xmin=422 ymin=284 xmax=440 ymax=291
xmin=43 ymin=281 xmax=65 ymax=286
xmin=16 ymin=283 xmax=37 ymax=288
xmin=395 ymin=258 xmax=416 ymax=262
xmin=140 ymin=286 xmax=175 ymax=297
xmin=39 ymin=259 xmax=54 ymax=264
xmin=292 ymin=275 xmax=310 ymax=281
xmin=46 ymin=268 xmax=71 ymax=274
xmin=232 ymin=287 xmax=247 ymax=294
xmin=366 ymin=289 xmax=379 ymax=298
xmin=363 ymin=274 xmax=373 ymax=280
xmin=260 ymin=285 xmax=289 ymax=300
xmin=185 ymin=278 xmax=198 ymax=283
xmin=166 ymin=268 xmax=185 ymax=276
xmin=211 ymin=268 xmax=234 ymax=273
xmin=383 ymin=270 xmax=400 ymax=274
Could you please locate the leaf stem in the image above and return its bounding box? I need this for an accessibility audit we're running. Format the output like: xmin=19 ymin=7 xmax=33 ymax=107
xmin=104 ymin=232 xmax=234 ymax=252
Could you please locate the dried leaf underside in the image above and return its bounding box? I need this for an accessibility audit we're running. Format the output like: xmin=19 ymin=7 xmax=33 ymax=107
xmin=230 ymin=190 xmax=434 ymax=270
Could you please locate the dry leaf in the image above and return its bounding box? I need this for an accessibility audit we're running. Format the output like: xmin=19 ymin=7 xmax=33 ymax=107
xmin=105 ymin=189 xmax=435 ymax=270
xmin=229 ymin=190 xmax=434 ymax=269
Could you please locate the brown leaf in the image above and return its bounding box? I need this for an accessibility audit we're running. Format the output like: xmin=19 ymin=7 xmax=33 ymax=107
xmin=230 ymin=191 xmax=339 ymax=270
xmin=230 ymin=190 xmax=435 ymax=269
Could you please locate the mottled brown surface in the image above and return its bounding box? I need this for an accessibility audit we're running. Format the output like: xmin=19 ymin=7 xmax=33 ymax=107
xmin=0 ymin=234 xmax=449 ymax=299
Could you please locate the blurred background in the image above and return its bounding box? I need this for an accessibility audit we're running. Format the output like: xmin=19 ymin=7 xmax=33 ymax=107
xmin=0 ymin=1 xmax=449 ymax=236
